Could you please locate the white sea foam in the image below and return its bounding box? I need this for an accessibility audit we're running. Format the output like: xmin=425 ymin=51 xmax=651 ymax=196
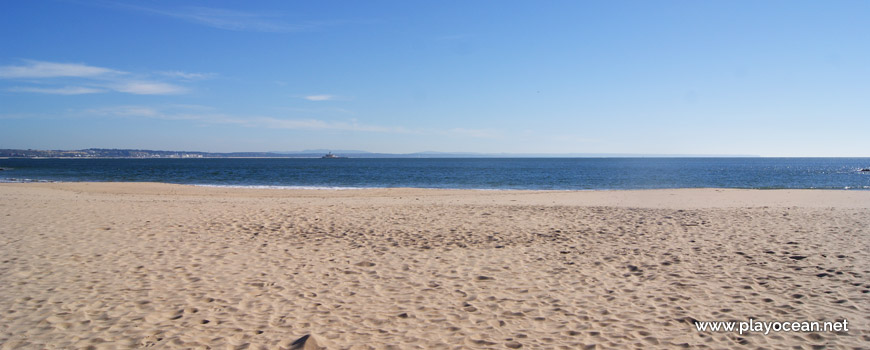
xmin=0 ymin=178 xmax=55 ymax=183
xmin=194 ymin=184 xmax=367 ymax=190
xmin=192 ymin=184 xmax=563 ymax=191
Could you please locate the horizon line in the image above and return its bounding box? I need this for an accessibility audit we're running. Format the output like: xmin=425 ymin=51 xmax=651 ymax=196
xmin=9 ymin=147 xmax=870 ymax=158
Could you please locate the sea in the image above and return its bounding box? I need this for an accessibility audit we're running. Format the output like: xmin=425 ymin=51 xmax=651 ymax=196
xmin=1 ymin=158 xmax=869 ymax=190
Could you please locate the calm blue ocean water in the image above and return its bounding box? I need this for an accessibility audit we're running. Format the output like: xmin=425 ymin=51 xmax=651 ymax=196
xmin=1 ymin=158 xmax=868 ymax=190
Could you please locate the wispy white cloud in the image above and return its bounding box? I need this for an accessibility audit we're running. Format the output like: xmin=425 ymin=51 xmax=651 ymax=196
xmin=78 ymin=105 xmax=501 ymax=139
xmin=81 ymin=105 xmax=413 ymax=133
xmin=113 ymin=81 xmax=187 ymax=95
xmin=159 ymin=71 xmax=216 ymax=80
xmin=303 ymin=94 xmax=335 ymax=101
xmin=0 ymin=60 xmax=192 ymax=96
xmin=0 ymin=60 xmax=120 ymax=78
xmin=85 ymin=106 xmax=164 ymax=118
xmin=114 ymin=4 xmax=340 ymax=33
xmin=171 ymin=7 xmax=302 ymax=32
xmin=275 ymin=106 xmax=354 ymax=115
xmin=8 ymin=86 xmax=105 ymax=95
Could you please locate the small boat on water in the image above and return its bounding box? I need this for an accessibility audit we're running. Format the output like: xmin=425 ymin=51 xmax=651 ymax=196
xmin=321 ymin=152 xmax=346 ymax=159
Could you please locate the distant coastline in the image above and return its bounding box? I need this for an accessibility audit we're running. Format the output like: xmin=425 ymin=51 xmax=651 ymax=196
xmin=0 ymin=148 xmax=759 ymax=159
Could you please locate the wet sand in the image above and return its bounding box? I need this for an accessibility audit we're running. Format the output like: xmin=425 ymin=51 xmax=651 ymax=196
xmin=1 ymin=183 xmax=868 ymax=349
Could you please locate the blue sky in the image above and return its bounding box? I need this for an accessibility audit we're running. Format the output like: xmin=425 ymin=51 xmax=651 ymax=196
xmin=1 ymin=0 xmax=868 ymax=156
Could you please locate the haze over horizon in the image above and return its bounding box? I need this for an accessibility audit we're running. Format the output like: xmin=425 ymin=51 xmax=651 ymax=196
xmin=2 ymin=1 xmax=869 ymax=157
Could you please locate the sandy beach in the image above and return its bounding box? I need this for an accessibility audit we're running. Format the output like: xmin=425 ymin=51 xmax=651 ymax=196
xmin=0 ymin=182 xmax=868 ymax=349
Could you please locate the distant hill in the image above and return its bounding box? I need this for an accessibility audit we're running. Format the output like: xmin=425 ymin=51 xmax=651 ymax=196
xmin=0 ymin=148 xmax=759 ymax=159
xmin=294 ymin=149 xmax=373 ymax=154
xmin=275 ymin=150 xmax=759 ymax=158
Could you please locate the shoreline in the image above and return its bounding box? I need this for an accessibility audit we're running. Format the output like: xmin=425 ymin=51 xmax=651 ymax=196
xmin=2 ymin=179 xmax=869 ymax=191
xmin=2 ymin=182 xmax=870 ymax=209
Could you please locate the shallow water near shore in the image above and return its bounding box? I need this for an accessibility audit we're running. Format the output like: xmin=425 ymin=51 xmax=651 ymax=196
xmin=1 ymin=157 xmax=869 ymax=190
